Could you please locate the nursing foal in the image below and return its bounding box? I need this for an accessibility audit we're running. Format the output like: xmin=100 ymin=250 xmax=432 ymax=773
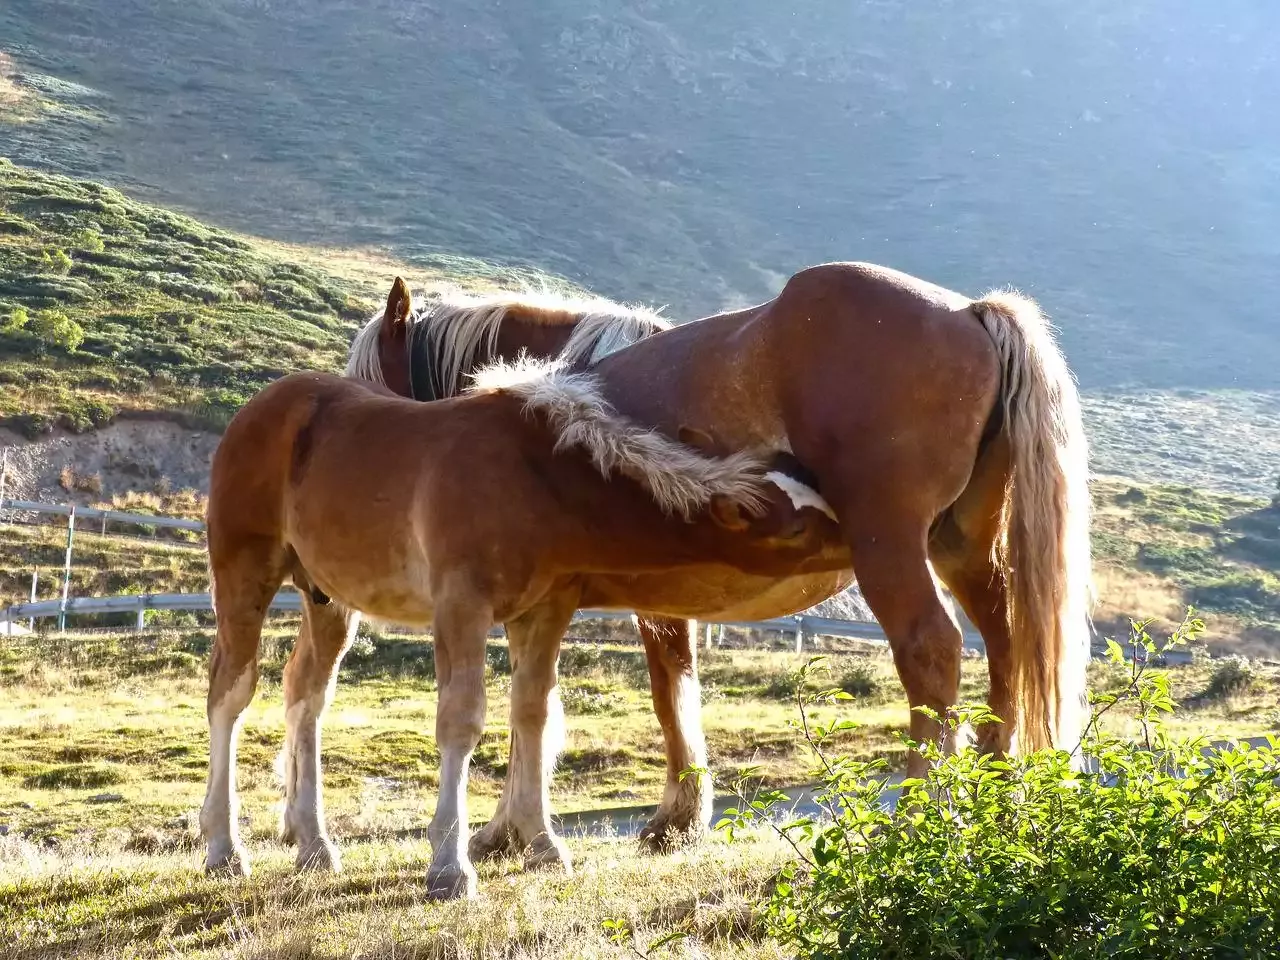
xmin=346 ymin=283 xmax=732 ymax=850
xmin=202 ymin=363 xmax=842 ymax=899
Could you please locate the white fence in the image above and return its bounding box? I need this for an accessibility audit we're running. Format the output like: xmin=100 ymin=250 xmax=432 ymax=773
xmin=1 ymin=497 xmax=1198 ymax=665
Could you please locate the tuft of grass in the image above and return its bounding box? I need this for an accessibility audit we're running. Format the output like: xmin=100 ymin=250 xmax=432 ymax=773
xmin=1199 ymin=655 xmax=1255 ymax=701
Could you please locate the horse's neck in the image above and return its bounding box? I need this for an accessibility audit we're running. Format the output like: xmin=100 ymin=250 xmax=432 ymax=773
xmin=492 ymin=317 xmax=577 ymax=366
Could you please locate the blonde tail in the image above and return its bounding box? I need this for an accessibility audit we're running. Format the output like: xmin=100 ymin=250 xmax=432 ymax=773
xmin=973 ymin=291 xmax=1094 ymax=754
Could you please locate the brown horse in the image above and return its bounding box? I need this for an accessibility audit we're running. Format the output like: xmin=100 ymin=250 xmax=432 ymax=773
xmin=202 ymin=357 xmax=844 ymax=898
xmin=346 ymin=284 xmax=735 ymax=851
xmin=350 ymin=264 xmax=1093 ymax=873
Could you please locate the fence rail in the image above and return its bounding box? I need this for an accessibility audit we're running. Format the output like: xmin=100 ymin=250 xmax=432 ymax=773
xmin=0 ymin=497 xmax=1196 ymax=664
xmin=0 ymin=498 xmax=206 ymax=532
xmin=0 ymin=588 xmax=946 ymax=650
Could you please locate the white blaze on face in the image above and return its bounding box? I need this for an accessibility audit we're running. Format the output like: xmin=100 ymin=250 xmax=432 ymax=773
xmin=764 ymin=470 xmax=838 ymax=521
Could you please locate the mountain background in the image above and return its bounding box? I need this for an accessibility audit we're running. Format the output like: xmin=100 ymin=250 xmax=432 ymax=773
xmin=2 ymin=0 xmax=1278 ymax=394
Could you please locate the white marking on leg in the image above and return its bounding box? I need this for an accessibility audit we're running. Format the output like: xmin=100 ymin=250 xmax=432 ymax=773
xmin=281 ymin=694 xmax=327 ymax=847
xmin=201 ymin=666 xmax=255 ymax=871
xmin=765 ymin=470 xmax=838 ymax=520
xmin=666 ymin=670 xmax=711 ymax=824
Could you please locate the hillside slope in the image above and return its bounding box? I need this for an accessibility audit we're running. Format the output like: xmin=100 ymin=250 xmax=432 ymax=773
xmin=1 ymin=0 xmax=1278 ymax=393
xmin=0 ymin=162 xmax=542 ymax=434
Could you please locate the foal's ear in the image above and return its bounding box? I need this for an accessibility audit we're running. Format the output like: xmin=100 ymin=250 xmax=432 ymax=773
xmin=383 ymin=276 xmax=413 ymax=330
xmin=677 ymin=425 xmax=718 ymax=454
xmin=707 ymin=494 xmax=751 ymax=532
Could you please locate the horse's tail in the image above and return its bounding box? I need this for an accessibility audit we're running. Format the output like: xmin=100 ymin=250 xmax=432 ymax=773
xmin=972 ymin=291 xmax=1093 ymax=754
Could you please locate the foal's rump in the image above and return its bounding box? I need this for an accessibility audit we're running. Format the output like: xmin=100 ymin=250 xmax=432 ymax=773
xmin=207 ymin=373 xmax=443 ymax=624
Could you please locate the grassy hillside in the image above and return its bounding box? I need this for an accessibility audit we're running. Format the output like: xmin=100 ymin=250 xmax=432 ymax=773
xmin=0 ymin=160 xmax=365 ymax=432
xmin=0 ymin=162 xmax=550 ymax=434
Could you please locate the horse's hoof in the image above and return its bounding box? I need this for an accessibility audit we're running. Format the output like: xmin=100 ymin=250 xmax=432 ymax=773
xmin=468 ymin=822 xmax=519 ymax=863
xmin=638 ymin=818 xmax=703 ymax=855
xmin=523 ymin=833 xmax=573 ymax=875
xmin=205 ymin=846 xmax=251 ymax=878
xmin=425 ymin=863 xmax=478 ymax=901
xmin=295 ymin=838 xmax=342 ymax=873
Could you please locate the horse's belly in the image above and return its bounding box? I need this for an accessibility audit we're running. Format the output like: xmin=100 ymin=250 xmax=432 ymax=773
xmin=581 ymin=566 xmax=854 ymax=622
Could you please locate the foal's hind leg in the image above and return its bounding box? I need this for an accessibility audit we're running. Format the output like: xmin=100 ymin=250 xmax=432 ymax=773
xmin=425 ymin=577 xmax=493 ymax=900
xmin=279 ymin=594 xmax=360 ymax=872
xmin=201 ymin=538 xmax=287 ymax=876
xmin=469 ymin=595 xmax=574 ymax=873
xmin=636 ymin=615 xmax=712 ymax=853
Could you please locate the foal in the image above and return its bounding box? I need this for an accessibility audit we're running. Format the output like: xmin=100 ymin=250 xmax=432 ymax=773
xmin=202 ymin=366 xmax=842 ymax=899
xmin=346 ymin=280 xmax=736 ymax=850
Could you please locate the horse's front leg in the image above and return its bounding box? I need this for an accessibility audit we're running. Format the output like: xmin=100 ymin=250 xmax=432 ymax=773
xmin=425 ymin=581 xmax=493 ymax=900
xmin=636 ymin=615 xmax=713 ymax=852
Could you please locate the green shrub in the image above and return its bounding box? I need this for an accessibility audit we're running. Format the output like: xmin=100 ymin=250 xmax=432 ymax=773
xmin=719 ymin=615 xmax=1280 ymax=960
xmin=41 ymin=246 xmax=73 ymax=275
xmin=28 ymin=308 xmax=85 ymax=352
xmin=1 ymin=304 xmax=28 ymax=331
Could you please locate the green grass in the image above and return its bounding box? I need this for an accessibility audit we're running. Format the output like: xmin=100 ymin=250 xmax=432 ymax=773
xmin=0 ymin=627 xmax=1277 ymax=957
xmin=1089 ymin=478 xmax=1280 ymax=648
xmin=0 ymin=160 xmax=367 ymax=431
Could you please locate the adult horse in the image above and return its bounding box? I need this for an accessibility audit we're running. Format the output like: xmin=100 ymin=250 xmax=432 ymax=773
xmin=345 ymin=284 xmax=732 ymax=851
xmin=345 ymin=265 xmax=1093 ymax=874
xmin=202 ymin=356 xmax=845 ymax=898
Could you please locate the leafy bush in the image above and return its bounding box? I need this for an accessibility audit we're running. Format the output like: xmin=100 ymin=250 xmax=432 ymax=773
xmin=28 ymin=307 xmax=85 ymax=352
xmin=718 ymin=614 xmax=1280 ymax=959
xmin=1 ymin=304 xmax=28 ymax=331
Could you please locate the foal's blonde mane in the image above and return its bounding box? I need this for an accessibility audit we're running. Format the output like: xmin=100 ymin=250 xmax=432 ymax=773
xmin=345 ymin=285 xmax=671 ymax=398
xmin=469 ymin=358 xmax=765 ymax=520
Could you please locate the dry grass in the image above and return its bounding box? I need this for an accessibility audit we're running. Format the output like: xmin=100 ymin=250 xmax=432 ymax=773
xmin=0 ymin=830 xmax=792 ymax=959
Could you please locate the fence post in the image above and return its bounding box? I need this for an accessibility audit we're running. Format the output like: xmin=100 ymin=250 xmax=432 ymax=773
xmin=794 ymin=617 xmax=805 ymax=655
xmin=135 ymin=598 xmax=146 ymax=633
xmin=57 ymin=506 xmax=76 ymax=633
xmin=28 ymin=570 xmax=37 ymax=631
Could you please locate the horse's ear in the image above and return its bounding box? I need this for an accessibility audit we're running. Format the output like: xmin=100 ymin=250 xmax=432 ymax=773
xmin=677 ymin=425 xmax=718 ymax=453
xmin=384 ymin=276 xmax=413 ymax=329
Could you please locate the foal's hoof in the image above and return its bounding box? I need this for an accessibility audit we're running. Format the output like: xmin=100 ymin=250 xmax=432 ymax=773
xmin=468 ymin=821 xmax=520 ymax=863
xmin=426 ymin=863 xmax=478 ymax=901
xmin=204 ymin=845 xmax=251 ymax=878
xmin=295 ymin=838 xmax=342 ymax=874
xmin=523 ymin=833 xmax=573 ymax=875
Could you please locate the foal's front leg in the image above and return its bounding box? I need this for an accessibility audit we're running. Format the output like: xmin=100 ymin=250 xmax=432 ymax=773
xmin=469 ymin=594 xmax=575 ymax=872
xmin=425 ymin=586 xmax=493 ymax=900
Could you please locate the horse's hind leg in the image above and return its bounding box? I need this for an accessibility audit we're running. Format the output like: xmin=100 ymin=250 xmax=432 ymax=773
xmin=201 ymin=536 xmax=288 ymax=876
xmin=279 ymin=592 xmax=360 ymax=872
xmin=469 ymin=594 xmax=575 ymax=873
xmin=636 ymin=615 xmax=712 ymax=853
xmin=930 ymin=438 xmax=1016 ymax=756
xmin=835 ymin=506 xmax=964 ymax=778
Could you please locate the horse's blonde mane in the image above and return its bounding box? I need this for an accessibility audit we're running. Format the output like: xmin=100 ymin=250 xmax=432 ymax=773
xmin=345 ymin=285 xmax=670 ymax=398
xmin=345 ymin=311 xmax=387 ymax=385
xmin=469 ymin=358 xmax=765 ymax=520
